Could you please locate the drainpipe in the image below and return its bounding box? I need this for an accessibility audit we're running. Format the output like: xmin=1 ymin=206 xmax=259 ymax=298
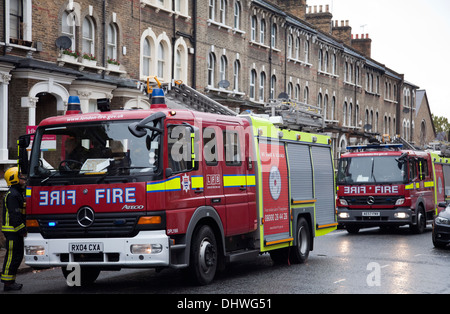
xmin=171 ymin=0 xmax=176 ymax=79
xmin=192 ymin=0 xmax=197 ymax=89
xmin=3 ymin=0 xmax=7 ymax=55
xmin=102 ymin=0 xmax=106 ymax=79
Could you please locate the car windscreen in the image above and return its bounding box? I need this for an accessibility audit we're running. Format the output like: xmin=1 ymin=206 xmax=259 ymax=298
xmin=29 ymin=121 xmax=161 ymax=180
xmin=337 ymin=156 xmax=407 ymax=185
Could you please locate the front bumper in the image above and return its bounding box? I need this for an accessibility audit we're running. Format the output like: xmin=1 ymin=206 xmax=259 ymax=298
xmin=432 ymin=223 xmax=450 ymax=246
xmin=24 ymin=230 xmax=170 ymax=269
xmin=337 ymin=207 xmax=414 ymax=227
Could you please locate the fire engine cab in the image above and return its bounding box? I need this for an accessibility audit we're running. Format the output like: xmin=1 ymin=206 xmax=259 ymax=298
xmin=21 ymin=81 xmax=337 ymax=285
xmin=336 ymin=142 xmax=450 ymax=234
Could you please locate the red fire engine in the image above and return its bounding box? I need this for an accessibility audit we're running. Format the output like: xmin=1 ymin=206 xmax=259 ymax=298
xmin=336 ymin=142 xmax=450 ymax=234
xmin=20 ymin=81 xmax=337 ymax=285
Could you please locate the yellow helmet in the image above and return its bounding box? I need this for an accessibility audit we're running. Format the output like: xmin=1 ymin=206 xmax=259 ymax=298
xmin=4 ymin=167 xmax=20 ymax=186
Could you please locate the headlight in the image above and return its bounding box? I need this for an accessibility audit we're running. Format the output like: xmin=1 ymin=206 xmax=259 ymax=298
xmin=25 ymin=246 xmax=45 ymax=256
xmin=395 ymin=198 xmax=405 ymax=206
xmin=394 ymin=212 xmax=409 ymax=219
xmin=338 ymin=212 xmax=350 ymax=219
xmin=339 ymin=199 xmax=348 ymax=206
xmin=130 ymin=244 xmax=163 ymax=254
xmin=435 ymin=216 xmax=450 ymax=225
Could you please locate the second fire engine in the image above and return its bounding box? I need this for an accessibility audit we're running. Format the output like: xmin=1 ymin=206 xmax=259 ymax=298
xmin=336 ymin=142 xmax=450 ymax=234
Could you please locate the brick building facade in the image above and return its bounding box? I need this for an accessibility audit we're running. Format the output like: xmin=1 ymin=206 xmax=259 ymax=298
xmin=0 ymin=0 xmax=436 ymax=245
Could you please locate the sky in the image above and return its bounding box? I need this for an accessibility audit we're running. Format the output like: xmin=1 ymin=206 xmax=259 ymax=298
xmin=306 ymin=0 xmax=450 ymax=120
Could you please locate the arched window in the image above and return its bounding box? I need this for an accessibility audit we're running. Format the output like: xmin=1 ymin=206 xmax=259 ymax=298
xmin=62 ymin=11 xmax=76 ymax=50
xmin=331 ymin=96 xmax=336 ymax=120
xmin=294 ymin=84 xmax=301 ymax=101
xmin=157 ymin=42 xmax=165 ymax=78
xmin=107 ymin=23 xmax=119 ymax=62
xmin=260 ymin=19 xmax=266 ymax=44
xmin=288 ymin=82 xmax=293 ymax=99
xmin=251 ymin=16 xmax=257 ymax=41
xmin=82 ymin=16 xmax=95 ymax=56
xmin=343 ymin=102 xmax=347 ymax=126
xmin=295 ymin=37 xmax=300 ymax=60
xmin=220 ymin=0 xmax=227 ymax=24
xmin=249 ymin=69 xmax=257 ymax=100
xmin=233 ymin=59 xmax=240 ymax=91
xmin=209 ymin=0 xmax=216 ymax=20
xmin=233 ymin=1 xmax=241 ymax=29
xmin=174 ymin=38 xmax=188 ymax=82
xmin=271 ymin=23 xmax=277 ymax=48
xmin=270 ymin=75 xmax=277 ymax=99
xmin=303 ymin=86 xmax=309 ymax=104
xmin=304 ymin=40 xmax=309 ymax=63
xmin=324 ymin=94 xmax=328 ymax=120
xmin=208 ymin=52 xmax=216 ymax=87
xmin=143 ymin=38 xmax=152 ymax=77
xmin=259 ymin=72 xmax=266 ymax=102
xmin=10 ymin=0 xmax=23 ymax=40
xmin=220 ymin=55 xmax=228 ymax=83
xmin=288 ymin=35 xmax=293 ymax=59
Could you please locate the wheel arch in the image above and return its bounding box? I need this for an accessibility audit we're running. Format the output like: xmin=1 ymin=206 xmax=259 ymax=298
xmin=184 ymin=206 xmax=226 ymax=266
xmin=291 ymin=207 xmax=315 ymax=251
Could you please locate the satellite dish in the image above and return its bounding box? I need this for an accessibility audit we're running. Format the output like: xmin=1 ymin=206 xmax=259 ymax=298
xmin=56 ymin=36 xmax=72 ymax=50
xmin=278 ymin=92 xmax=289 ymax=100
xmin=218 ymin=80 xmax=230 ymax=88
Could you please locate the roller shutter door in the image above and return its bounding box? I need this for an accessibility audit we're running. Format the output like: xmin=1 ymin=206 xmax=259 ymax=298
xmin=311 ymin=146 xmax=336 ymax=226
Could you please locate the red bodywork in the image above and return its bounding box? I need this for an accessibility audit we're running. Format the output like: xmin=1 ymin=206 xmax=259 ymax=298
xmin=28 ymin=108 xmax=257 ymax=238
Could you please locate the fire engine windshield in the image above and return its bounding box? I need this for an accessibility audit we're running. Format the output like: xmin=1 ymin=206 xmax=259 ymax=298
xmin=29 ymin=121 xmax=161 ymax=181
xmin=337 ymin=156 xmax=407 ymax=185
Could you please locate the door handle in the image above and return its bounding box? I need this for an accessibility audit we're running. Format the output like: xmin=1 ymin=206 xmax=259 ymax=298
xmin=211 ymin=198 xmax=221 ymax=204
xmin=240 ymin=186 xmax=247 ymax=191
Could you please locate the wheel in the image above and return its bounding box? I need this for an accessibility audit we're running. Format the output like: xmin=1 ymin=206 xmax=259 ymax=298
xmin=346 ymin=225 xmax=360 ymax=234
xmin=411 ymin=206 xmax=426 ymax=234
xmin=62 ymin=265 xmax=101 ymax=286
xmin=189 ymin=225 xmax=218 ymax=285
xmin=289 ymin=217 xmax=311 ymax=264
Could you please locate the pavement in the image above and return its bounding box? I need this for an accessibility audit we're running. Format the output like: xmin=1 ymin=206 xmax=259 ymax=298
xmin=0 ymin=248 xmax=31 ymax=275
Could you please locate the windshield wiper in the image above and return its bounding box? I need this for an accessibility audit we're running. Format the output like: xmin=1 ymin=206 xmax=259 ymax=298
xmin=370 ymin=159 xmax=377 ymax=183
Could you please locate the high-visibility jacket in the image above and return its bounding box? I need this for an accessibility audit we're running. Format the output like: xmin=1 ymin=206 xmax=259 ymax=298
xmin=2 ymin=185 xmax=26 ymax=234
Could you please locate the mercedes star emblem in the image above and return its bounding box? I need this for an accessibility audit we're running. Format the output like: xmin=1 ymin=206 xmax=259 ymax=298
xmin=367 ymin=196 xmax=375 ymax=205
xmin=77 ymin=207 xmax=95 ymax=228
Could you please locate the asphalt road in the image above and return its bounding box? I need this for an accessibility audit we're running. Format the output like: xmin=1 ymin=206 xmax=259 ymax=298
xmin=8 ymin=225 xmax=450 ymax=294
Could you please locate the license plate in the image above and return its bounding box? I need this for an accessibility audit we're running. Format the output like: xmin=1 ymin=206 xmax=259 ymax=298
xmin=362 ymin=212 xmax=380 ymax=217
xmin=69 ymin=242 xmax=103 ymax=253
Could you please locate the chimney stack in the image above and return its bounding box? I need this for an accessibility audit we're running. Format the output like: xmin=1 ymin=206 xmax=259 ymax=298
xmin=305 ymin=4 xmax=333 ymax=34
xmin=351 ymin=33 xmax=372 ymax=58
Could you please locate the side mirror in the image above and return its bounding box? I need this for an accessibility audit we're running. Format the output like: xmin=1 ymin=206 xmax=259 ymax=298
xmin=438 ymin=202 xmax=448 ymax=208
xmin=165 ymin=168 xmax=173 ymax=178
xmin=18 ymin=134 xmax=31 ymax=175
xmin=128 ymin=112 xmax=165 ymax=138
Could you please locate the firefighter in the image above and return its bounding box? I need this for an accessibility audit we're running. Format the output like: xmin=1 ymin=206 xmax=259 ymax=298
xmin=1 ymin=167 xmax=27 ymax=291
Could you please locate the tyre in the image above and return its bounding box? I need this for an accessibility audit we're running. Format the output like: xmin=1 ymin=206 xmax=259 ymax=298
xmin=346 ymin=225 xmax=360 ymax=234
xmin=189 ymin=225 xmax=218 ymax=285
xmin=411 ymin=206 xmax=426 ymax=234
xmin=289 ymin=217 xmax=311 ymax=264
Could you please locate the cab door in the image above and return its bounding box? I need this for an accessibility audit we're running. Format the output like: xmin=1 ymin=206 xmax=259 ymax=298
xmin=222 ymin=126 xmax=250 ymax=236
xmin=162 ymin=121 xmax=205 ymax=235
xmin=202 ymin=125 xmax=226 ymax=225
